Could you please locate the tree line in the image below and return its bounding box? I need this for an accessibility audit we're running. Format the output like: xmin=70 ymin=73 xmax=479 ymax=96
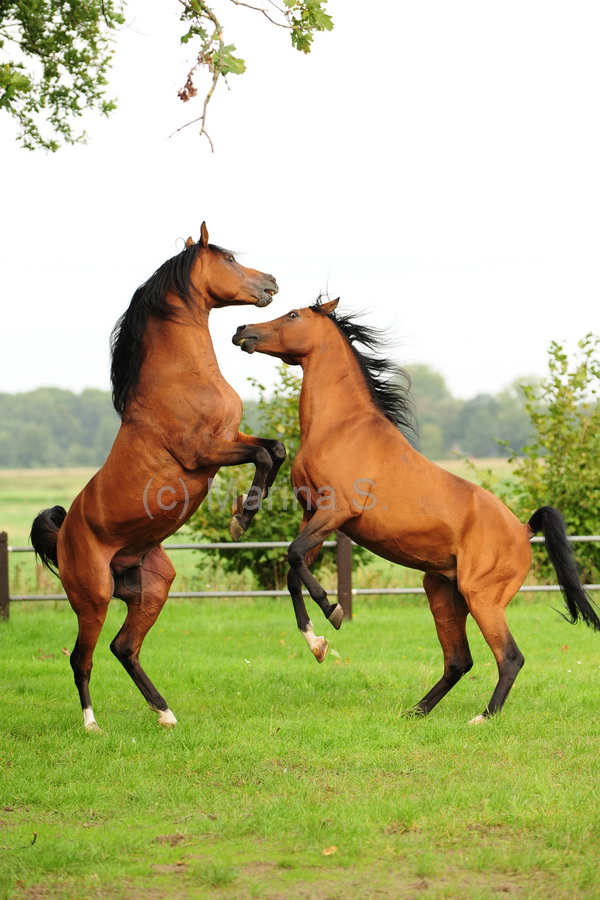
xmin=0 ymin=367 xmax=535 ymax=469
xmin=0 ymin=388 xmax=119 ymax=467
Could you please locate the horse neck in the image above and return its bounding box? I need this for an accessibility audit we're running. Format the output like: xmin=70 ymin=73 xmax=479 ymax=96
xmin=136 ymin=296 xmax=225 ymax=400
xmin=298 ymin=328 xmax=378 ymax=438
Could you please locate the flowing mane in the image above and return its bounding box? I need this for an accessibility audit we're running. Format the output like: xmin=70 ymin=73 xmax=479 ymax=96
xmin=310 ymin=298 xmax=418 ymax=443
xmin=110 ymin=241 xmax=236 ymax=418
xmin=110 ymin=241 xmax=202 ymax=417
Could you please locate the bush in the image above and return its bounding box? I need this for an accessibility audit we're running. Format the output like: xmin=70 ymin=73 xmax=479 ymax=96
xmin=471 ymin=335 xmax=600 ymax=583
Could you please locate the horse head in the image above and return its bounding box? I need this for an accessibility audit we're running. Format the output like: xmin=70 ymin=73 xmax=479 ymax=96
xmin=189 ymin=222 xmax=278 ymax=309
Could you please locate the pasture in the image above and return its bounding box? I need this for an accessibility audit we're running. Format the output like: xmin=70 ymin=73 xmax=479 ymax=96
xmin=1 ymin=465 xmax=599 ymax=898
xmin=1 ymin=598 xmax=599 ymax=899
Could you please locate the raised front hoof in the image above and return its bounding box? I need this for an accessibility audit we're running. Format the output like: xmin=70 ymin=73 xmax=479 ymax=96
xmin=311 ymin=638 xmax=329 ymax=664
xmin=228 ymin=514 xmax=246 ymax=542
xmin=467 ymin=713 xmax=488 ymax=726
xmin=327 ymin=603 xmax=344 ymax=630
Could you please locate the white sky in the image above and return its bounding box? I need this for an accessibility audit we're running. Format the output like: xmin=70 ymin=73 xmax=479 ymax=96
xmin=1 ymin=0 xmax=599 ymax=402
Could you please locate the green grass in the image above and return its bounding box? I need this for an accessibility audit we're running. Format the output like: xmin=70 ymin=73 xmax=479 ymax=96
xmin=1 ymin=596 xmax=599 ymax=899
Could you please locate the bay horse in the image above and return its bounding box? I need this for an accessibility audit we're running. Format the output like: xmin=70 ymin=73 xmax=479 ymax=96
xmin=31 ymin=223 xmax=285 ymax=732
xmin=232 ymin=298 xmax=600 ymax=722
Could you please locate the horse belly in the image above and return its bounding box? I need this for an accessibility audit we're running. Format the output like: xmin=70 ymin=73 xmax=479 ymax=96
xmin=342 ymin=516 xmax=457 ymax=575
xmin=77 ymin=461 xmax=214 ymax=556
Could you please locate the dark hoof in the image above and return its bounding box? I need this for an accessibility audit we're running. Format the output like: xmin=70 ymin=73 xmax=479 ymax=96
xmin=327 ymin=603 xmax=344 ymax=630
xmin=229 ymin=515 xmax=245 ymax=541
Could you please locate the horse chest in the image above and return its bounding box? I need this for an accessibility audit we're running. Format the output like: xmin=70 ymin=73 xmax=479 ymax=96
xmin=185 ymin=381 xmax=243 ymax=440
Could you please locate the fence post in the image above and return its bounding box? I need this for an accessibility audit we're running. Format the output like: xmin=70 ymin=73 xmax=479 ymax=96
xmin=0 ymin=532 xmax=9 ymax=621
xmin=336 ymin=531 xmax=353 ymax=620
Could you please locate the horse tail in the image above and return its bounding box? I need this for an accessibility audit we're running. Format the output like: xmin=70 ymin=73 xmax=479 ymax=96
xmin=30 ymin=506 xmax=67 ymax=577
xmin=528 ymin=506 xmax=600 ymax=631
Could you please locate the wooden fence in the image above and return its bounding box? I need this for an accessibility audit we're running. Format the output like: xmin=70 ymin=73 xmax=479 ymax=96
xmin=1 ymin=530 xmax=599 ymax=622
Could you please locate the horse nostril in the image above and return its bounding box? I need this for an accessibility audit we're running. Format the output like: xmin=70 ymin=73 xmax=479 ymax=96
xmin=236 ymin=325 xmax=246 ymax=334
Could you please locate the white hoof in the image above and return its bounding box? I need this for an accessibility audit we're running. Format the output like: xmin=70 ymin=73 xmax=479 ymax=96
xmin=468 ymin=714 xmax=488 ymax=725
xmin=83 ymin=708 xmax=102 ymax=732
xmin=311 ymin=638 xmax=328 ymax=664
xmin=84 ymin=721 xmax=102 ymax=733
xmin=301 ymin=623 xmax=328 ymax=663
xmin=152 ymin=706 xmax=178 ymax=728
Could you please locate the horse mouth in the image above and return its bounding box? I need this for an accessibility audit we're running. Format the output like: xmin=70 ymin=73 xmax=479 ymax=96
xmin=255 ymin=289 xmax=276 ymax=308
xmin=233 ymin=335 xmax=259 ymax=354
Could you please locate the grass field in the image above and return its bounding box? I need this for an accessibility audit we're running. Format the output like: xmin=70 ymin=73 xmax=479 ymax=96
xmin=1 ymin=464 xmax=599 ymax=899
xmin=1 ymin=596 xmax=599 ymax=899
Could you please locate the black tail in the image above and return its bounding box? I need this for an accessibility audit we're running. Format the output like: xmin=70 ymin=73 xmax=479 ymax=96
xmin=30 ymin=506 xmax=67 ymax=576
xmin=528 ymin=506 xmax=600 ymax=631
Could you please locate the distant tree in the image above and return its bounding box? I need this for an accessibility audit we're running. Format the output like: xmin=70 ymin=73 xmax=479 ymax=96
xmin=458 ymin=395 xmax=503 ymax=458
xmin=0 ymin=388 xmax=118 ymax=467
xmin=12 ymin=422 xmax=54 ymax=467
xmin=1 ymin=0 xmax=333 ymax=151
xmin=407 ymin=364 xmax=460 ymax=458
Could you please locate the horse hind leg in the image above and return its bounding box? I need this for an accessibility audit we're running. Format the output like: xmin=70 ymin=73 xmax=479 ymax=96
xmin=63 ymin=570 xmax=113 ymax=732
xmin=110 ymin=547 xmax=177 ymax=727
xmin=411 ymin=573 xmax=473 ymax=716
xmin=461 ymin=578 xmax=525 ymax=724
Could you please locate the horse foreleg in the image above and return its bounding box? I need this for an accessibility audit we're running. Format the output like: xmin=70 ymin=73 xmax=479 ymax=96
xmin=411 ymin=574 xmax=472 ymax=716
xmin=288 ymin=511 xmax=347 ymax=660
xmin=110 ymin=547 xmax=177 ymax=727
xmin=288 ymin=568 xmax=329 ymax=663
xmin=176 ymin=433 xmax=278 ymax=540
xmin=229 ymin=434 xmax=286 ymax=538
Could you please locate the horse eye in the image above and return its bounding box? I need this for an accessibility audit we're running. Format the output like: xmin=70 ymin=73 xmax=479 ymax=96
xmin=227 ymin=255 xmax=235 ymax=263
xmin=289 ymin=311 xmax=299 ymax=319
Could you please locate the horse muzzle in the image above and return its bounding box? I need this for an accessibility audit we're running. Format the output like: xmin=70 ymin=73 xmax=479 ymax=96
xmin=232 ymin=325 xmax=259 ymax=354
xmin=255 ymin=277 xmax=278 ymax=307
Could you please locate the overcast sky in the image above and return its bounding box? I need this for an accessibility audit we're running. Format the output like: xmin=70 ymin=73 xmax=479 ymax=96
xmin=1 ymin=1 xmax=599 ymax=403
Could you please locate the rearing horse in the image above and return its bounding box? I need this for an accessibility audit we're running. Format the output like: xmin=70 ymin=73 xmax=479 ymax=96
xmin=233 ymin=299 xmax=600 ymax=722
xmin=31 ymin=223 xmax=284 ymax=731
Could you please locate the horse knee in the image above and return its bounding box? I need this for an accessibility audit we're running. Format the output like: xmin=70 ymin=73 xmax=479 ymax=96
xmin=110 ymin=635 xmax=136 ymax=665
xmin=288 ymin=543 xmax=303 ymax=569
xmin=445 ymin=654 xmax=473 ymax=684
xmin=504 ymin=645 xmax=525 ymax=674
xmin=271 ymin=441 xmax=286 ymax=464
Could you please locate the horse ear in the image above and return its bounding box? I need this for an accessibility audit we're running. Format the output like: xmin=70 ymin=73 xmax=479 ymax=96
xmin=318 ymin=298 xmax=340 ymax=315
xmin=185 ymin=237 xmax=195 ymax=248
xmin=200 ymin=222 xmax=209 ymax=248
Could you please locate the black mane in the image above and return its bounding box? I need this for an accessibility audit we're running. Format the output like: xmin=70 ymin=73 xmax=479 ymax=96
xmin=311 ymin=298 xmax=418 ymax=444
xmin=110 ymin=241 xmax=219 ymax=418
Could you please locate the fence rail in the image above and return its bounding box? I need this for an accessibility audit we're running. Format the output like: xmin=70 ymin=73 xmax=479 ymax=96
xmin=1 ymin=531 xmax=599 ymax=621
